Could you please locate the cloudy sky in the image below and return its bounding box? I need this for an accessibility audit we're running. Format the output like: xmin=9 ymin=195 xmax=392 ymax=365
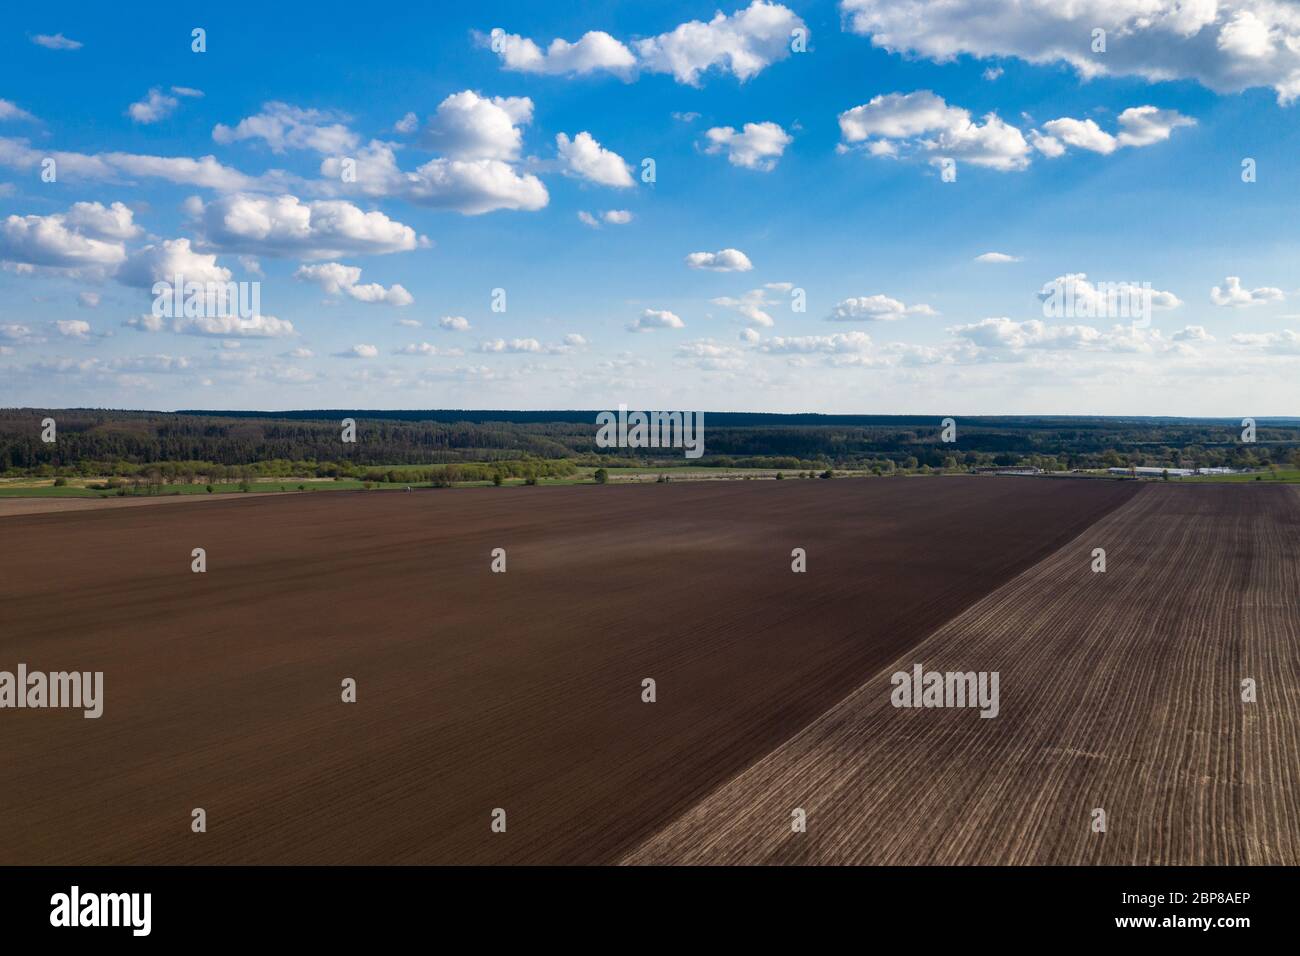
xmin=2 ymin=0 xmax=1298 ymax=415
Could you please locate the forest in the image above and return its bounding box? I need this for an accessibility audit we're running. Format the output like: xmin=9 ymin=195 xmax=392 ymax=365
xmin=1 ymin=408 xmax=1297 ymax=478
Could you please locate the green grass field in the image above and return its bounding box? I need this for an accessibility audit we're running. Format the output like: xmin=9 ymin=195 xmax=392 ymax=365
xmin=1180 ymin=468 xmax=1300 ymax=483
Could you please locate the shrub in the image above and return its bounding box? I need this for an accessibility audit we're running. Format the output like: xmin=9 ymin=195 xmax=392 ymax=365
xmin=205 ymin=485 xmax=214 ymax=493
xmin=53 ymin=477 xmax=68 ymax=487
xmin=594 ymin=468 xmax=609 ymax=484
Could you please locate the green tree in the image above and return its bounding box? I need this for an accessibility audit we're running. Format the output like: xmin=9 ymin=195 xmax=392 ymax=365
xmin=594 ymin=468 xmax=609 ymax=484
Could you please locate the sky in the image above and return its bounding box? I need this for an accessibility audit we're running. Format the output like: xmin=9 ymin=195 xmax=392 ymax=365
xmin=1 ymin=0 xmax=1298 ymax=416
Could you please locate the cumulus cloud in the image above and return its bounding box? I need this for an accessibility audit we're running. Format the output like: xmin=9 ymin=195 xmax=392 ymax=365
xmin=55 ymin=319 xmax=91 ymax=338
xmin=125 ymin=311 xmax=295 ymax=338
xmin=1033 ymin=106 xmax=1195 ymax=157
xmin=579 ymin=209 xmax=633 ymax=227
xmin=439 ymin=315 xmax=471 ymax=331
xmin=337 ymin=344 xmax=379 ymax=358
xmin=556 ymin=131 xmax=634 ymax=187
xmin=78 ymin=291 xmax=101 ymax=308
xmin=975 ymin=251 xmax=1021 ymax=263
xmin=685 ymin=248 xmax=753 ymax=271
xmin=294 ymin=262 xmax=413 ymax=306
xmin=213 ymin=102 xmax=358 ymax=154
xmin=839 ymin=91 xmax=1031 ymax=171
xmin=189 ymin=193 xmax=421 ymax=259
xmin=475 ymin=336 xmax=579 ymax=354
xmin=628 ymin=308 xmax=686 ymax=331
xmin=65 ymin=201 xmax=141 ymax=240
xmin=128 ymin=86 xmax=202 ymax=124
xmin=703 ymin=121 xmax=792 ymax=170
xmin=840 ymin=0 xmax=1300 ymax=105
xmin=320 ymin=141 xmax=548 ymax=214
xmin=1210 ymin=275 xmax=1284 ymax=307
xmin=635 ymin=1 xmax=806 ymax=85
xmin=1037 ymin=274 xmax=1182 ymax=316
xmin=0 ymin=206 xmax=130 ymax=275
xmin=484 ymin=28 xmax=636 ymax=77
xmin=394 ymin=112 xmax=419 ymax=134
xmin=422 ymin=91 xmax=533 ymax=161
xmin=118 ymin=237 xmax=231 ymax=288
xmin=827 ymin=294 xmax=937 ymax=321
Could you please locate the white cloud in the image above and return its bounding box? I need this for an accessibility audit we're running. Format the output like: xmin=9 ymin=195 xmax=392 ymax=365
xmin=394 ymin=112 xmax=419 ymax=134
xmin=759 ymin=330 xmax=874 ymax=354
xmin=1036 ymin=107 xmax=1195 ymax=156
xmin=840 ymin=0 xmax=1300 ymax=105
xmin=0 ymin=136 xmax=282 ymax=192
xmin=477 ymin=337 xmax=558 ymax=353
xmin=704 ymin=121 xmax=792 ymax=170
xmin=78 ymin=291 xmax=101 ymax=308
xmin=32 ymin=33 xmax=82 ymax=50
xmin=337 ymin=344 xmax=379 ymax=358
xmin=975 ymin=251 xmax=1021 ymax=263
xmin=295 ymin=262 xmax=413 ymax=306
xmin=1210 ymin=275 xmax=1284 ymax=307
xmin=119 ymin=237 xmax=230 ymax=287
xmin=213 ymin=102 xmax=358 ymax=154
xmin=1230 ymin=329 xmax=1300 ymax=353
xmin=423 ymin=91 xmax=533 ymax=161
xmin=55 ymin=319 xmax=91 ymax=338
xmin=0 ymin=208 xmax=128 ymax=274
xmin=128 ymin=89 xmax=179 ymax=124
xmin=190 ymin=194 xmax=420 ymax=258
xmin=948 ymin=316 xmax=1190 ymax=354
xmin=712 ymin=287 xmax=785 ymax=326
xmin=1041 ymin=117 xmax=1117 ymax=155
xmin=320 ymin=142 xmax=548 ymax=215
xmin=125 ymin=311 xmax=295 ymax=338
xmin=396 ymin=342 xmax=464 ymax=356
xmin=983 ymin=66 xmax=1004 ymax=81
xmin=579 ymin=209 xmax=633 ymax=227
xmin=685 ymin=248 xmax=753 ymax=271
xmin=485 ymin=28 xmax=636 ymax=77
xmin=287 ymin=347 xmax=314 ymax=358
xmin=827 ymin=294 xmax=937 ymax=321
xmin=65 ymin=201 xmax=141 ymax=240
xmin=0 ymin=99 xmax=36 ymax=122
xmin=556 ymin=131 xmax=634 ymax=187
xmin=439 ymin=315 xmax=471 ymax=332
xmin=635 ymin=1 xmax=806 ymax=85
xmin=839 ymin=91 xmax=1031 ymax=171
xmin=628 ymin=308 xmax=685 ymax=331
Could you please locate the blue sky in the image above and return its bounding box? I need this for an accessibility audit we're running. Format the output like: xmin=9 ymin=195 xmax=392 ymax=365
xmin=1 ymin=0 xmax=1298 ymax=415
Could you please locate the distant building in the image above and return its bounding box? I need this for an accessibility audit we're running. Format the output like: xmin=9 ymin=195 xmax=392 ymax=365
xmin=1106 ymin=466 xmax=1245 ymax=478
